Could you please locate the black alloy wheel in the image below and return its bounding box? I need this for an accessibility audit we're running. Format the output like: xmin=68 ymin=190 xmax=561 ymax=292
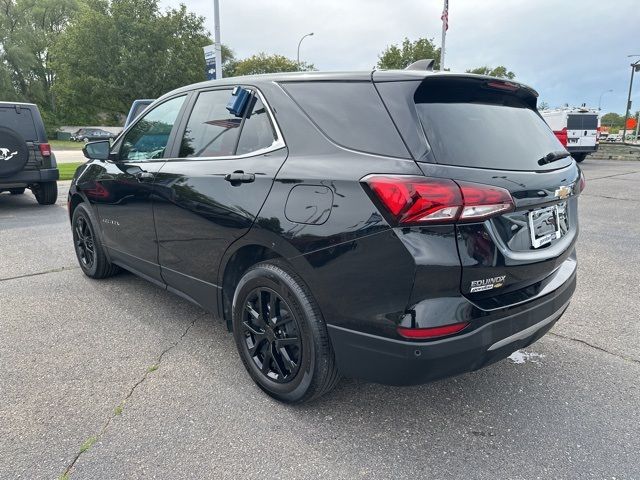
xmin=241 ymin=287 xmax=302 ymax=383
xmin=232 ymin=261 xmax=339 ymax=403
xmin=74 ymin=215 xmax=95 ymax=269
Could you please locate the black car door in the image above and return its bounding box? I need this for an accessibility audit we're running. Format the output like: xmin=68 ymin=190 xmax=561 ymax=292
xmin=152 ymin=87 xmax=287 ymax=311
xmin=89 ymin=94 xmax=189 ymax=282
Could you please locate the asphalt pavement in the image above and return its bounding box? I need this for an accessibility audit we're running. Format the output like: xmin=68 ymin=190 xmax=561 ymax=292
xmin=1 ymin=160 xmax=639 ymax=479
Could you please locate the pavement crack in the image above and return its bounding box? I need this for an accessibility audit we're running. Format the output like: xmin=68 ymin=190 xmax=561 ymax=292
xmin=59 ymin=315 xmax=201 ymax=479
xmin=0 ymin=265 xmax=80 ymax=282
xmin=549 ymin=332 xmax=640 ymax=365
xmin=581 ymin=193 xmax=640 ymax=203
xmin=587 ymin=170 xmax=640 ymax=181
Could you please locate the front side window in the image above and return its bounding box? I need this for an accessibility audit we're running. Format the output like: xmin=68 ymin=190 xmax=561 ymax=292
xmin=179 ymin=89 xmax=241 ymax=158
xmin=120 ymin=95 xmax=185 ymax=161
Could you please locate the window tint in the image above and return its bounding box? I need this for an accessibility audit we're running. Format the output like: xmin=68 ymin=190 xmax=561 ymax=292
xmin=416 ymin=102 xmax=566 ymax=171
xmin=236 ymin=97 xmax=277 ymax=155
xmin=567 ymin=114 xmax=598 ymax=130
xmin=282 ymin=81 xmax=410 ymax=158
xmin=120 ymin=95 xmax=185 ymax=161
xmin=0 ymin=107 xmax=37 ymax=141
xmin=179 ymin=90 xmax=242 ymax=158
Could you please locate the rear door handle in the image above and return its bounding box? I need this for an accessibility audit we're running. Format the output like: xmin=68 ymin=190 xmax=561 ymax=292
xmin=224 ymin=170 xmax=255 ymax=185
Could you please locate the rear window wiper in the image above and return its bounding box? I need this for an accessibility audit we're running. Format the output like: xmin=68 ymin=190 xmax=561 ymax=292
xmin=538 ymin=150 xmax=570 ymax=166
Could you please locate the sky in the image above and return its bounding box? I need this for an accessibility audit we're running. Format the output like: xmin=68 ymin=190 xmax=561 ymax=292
xmin=161 ymin=0 xmax=640 ymax=114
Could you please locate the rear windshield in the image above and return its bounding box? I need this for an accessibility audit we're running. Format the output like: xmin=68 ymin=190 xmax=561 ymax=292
xmin=281 ymin=81 xmax=410 ymax=159
xmin=415 ymin=85 xmax=569 ymax=171
xmin=0 ymin=107 xmax=37 ymax=141
xmin=567 ymin=114 xmax=598 ymax=130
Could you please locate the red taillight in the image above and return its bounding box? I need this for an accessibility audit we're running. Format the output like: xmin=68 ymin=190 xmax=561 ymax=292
xmin=397 ymin=321 xmax=470 ymax=340
xmin=364 ymin=175 xmax=514 ymax=225
xmin=39 ymin=143 xmax=51 ymax=157
xmin=553 ymin=128 xmax=568 ymax=146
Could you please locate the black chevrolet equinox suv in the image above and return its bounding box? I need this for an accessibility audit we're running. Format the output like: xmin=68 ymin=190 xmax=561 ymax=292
xmin=68 ymin=69 xmax=582 ymax=403
xmin=0 ymin=101 xmax=59 ymax=203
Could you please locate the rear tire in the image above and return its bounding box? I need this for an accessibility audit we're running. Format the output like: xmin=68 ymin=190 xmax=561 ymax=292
xmin=232 ymin=260 xmax=339 ymax=403
xmin=33 ymin=181 xmax=58 ymax=205
xmin=573 ymin=153 xmax=587 ymax=163
xmin=9 ymin=188 xmax=25 ymax=195
xmin=72 ymin=203 xmax=120 ymax=279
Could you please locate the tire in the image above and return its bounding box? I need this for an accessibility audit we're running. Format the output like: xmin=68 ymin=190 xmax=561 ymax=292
xmin=0 ymin=126 xmax=29 ymax=177
xmin=9 ymin=187 xmax=25 ymax=195
xmin=232 ymin=260 xmax=339 ymax=403
xmin=33 ymin=181 xmax=58 ymax=205
xmin=71 ymin=203 xmax=120 ymax=279
xmin=573 ymin=153 xmax=586 ymax=163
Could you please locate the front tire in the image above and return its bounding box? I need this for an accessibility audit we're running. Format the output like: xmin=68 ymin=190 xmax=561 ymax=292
xmin=72 ymin=203 xmax=120 ymax=279
xmin=232 ymin=261 xmax=339 ymax=403
xmin=33 ymin=181 xmax=57 ymax=205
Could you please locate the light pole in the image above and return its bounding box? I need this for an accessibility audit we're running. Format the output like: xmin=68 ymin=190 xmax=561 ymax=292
xmin=598 ymin=89 xmax=613 ymax=110
xmin=622 ymin=55 xmax=640 ymax=143
xmin=296 ymin=32 xmax=314 ymax=67
xmin=213 ymin=0 xmax=222 ymax=79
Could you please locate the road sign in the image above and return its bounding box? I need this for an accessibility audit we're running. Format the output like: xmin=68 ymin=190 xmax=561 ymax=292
xmin=204 ymin=44 xmax=217 ymax=80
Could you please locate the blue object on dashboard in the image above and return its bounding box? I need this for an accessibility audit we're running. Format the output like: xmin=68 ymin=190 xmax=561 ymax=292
xmin=226 ymin=87 xmax=251 ymax=117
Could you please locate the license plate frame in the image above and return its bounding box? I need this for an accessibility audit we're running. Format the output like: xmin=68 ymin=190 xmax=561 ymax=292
xmin=528 ymin=205 xmax=561 ymax=248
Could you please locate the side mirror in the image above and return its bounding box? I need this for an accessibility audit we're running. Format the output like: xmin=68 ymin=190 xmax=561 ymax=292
xmin=83 ymin=140 xmax=111 ymax=161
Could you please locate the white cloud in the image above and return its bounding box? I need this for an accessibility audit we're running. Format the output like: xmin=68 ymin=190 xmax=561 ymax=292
xmin=161 ymin=0 xmax=640 ymax=113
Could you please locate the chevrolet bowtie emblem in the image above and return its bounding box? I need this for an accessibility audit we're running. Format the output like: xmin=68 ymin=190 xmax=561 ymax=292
xmin=555 ymin=185 xmax=572 ymax=200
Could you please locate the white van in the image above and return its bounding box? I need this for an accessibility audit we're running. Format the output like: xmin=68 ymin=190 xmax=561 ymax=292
xmin=540 ymin=107 xmax=599 ymax=162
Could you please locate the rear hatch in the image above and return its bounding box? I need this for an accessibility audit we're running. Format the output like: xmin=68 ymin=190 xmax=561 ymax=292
xmin=567 ymin=113 xmax=598 ymax=150
xmin=374 ymin=74 xmax=582 ymax=307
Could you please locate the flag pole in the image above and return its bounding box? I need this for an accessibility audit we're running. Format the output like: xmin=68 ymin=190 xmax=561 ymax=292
xmin=440 ymin=0 xmax=448 ymax=71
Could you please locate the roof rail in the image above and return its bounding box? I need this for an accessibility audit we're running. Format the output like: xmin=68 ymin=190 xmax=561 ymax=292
xmin=405 ymin=59 xmax=435 ymax=71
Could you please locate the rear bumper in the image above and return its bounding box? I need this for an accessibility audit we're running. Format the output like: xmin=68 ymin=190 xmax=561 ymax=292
xmin=327 ymin=267 xmax=576 ymax=386
xmin=567 ymin=146 xmax=597 ymax=153
xmin=0 ymin=168 xmax=59 ymax=187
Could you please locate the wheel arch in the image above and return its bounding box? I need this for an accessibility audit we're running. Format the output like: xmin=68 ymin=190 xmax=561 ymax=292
xmin=218 ymin=236 xmax=316 ymax=331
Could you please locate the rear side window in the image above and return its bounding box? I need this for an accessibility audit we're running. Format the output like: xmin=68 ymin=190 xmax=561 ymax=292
xmin=236 ymin=97 xmax=277 ymax=155
xmin=282 ymin=82 xmax=410 ymax=159
xmin=0 ymin=107 xmax=37 ymax=141
xmin=179 ymin=89 xmax=241 ymax=157
xmin=413 ymin=80 xmax=570 ymax=171
xmin=567 ymin=114 xmax=598 ymax=130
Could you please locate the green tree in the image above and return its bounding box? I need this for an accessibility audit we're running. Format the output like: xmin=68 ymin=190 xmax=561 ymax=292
xmin=52 ymin=0 xmax=209 ymax=124
xmin=538 ymin=101 xmax=549 ymax=110
xmin=0 ymin=0 xmax=79 ymax=112
xmin=466 ymin=65 xmax=516 ymax=79
xmin=225 ymin=52 xmax=313 ymax=77
xmin=601 ymin=112 xmax=625 ymax=128
xmin=377 ymin=37 xmax=440 ymax=70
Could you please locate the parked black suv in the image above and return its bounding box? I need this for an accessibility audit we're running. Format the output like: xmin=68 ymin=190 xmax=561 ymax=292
xmin=0 ymin=101 xmax=59 ymax=204
xmin=68 ymin=70 xmax=582 ymax=403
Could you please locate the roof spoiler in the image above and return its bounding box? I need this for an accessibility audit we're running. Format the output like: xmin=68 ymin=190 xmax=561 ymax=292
xmin=405 ymin=59 xmax=435 ymax=71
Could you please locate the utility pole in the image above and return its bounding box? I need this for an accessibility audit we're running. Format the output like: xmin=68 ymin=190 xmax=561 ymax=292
xmin=622 ymin=56 xmax=640 ymax=143
xmin=214 ymin=0 xmax=222 ymax=79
